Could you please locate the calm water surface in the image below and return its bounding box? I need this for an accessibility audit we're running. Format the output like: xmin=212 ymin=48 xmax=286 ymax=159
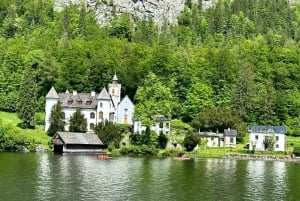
xmin=0 ymin=152 xmax=300 ymax=201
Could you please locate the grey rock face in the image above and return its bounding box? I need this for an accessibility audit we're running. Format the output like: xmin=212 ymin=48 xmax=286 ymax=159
xmin=54 ymin=0 xmax=205 ymax=26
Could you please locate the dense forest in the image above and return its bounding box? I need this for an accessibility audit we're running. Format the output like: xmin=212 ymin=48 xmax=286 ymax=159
xmin=0 ymin=0 xmax=300 ymax=137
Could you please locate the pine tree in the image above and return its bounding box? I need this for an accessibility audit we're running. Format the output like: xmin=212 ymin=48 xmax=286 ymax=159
xmin=17 ymin=67 xmax=36 ymax=128
xmin=69 ymin=108 xmax=87 ymax=132
xmin=47 ymin=102 xmax=65 ymax=136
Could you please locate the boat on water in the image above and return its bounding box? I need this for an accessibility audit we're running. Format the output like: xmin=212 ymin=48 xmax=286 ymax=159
xmin=96 ymin=154 xmax=112 ymax=160
xmin=173 ymin=156 xmax=191 ymax=160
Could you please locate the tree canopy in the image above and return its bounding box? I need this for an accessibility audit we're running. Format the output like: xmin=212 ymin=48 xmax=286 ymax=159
xmin=1 ymin=0 xmax=300 ymax=135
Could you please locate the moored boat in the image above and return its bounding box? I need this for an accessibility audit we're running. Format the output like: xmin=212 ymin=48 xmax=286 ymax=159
xmin=173 ymin=156 xmax=191 ymax=160
xmin=96 ymin=154 xmax=112 ymax=160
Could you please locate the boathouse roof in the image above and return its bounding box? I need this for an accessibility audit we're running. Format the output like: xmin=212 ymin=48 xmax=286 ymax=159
xmin=53 ymin=132 xmax=104 ymax=145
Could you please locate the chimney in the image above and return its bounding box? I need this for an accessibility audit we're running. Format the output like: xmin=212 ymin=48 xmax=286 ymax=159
xmin=91 ymin=91 xmax=95 ymax=97
xmin=73 ymin=90 xmax=77 ymax=96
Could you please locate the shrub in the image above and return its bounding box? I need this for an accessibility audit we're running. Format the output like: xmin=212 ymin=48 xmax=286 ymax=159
xmin=157 ymin=132 xmax=168 ymax=149
xmin=183 ymin=132 xmax=200 ymax=152
xmin=293 ymin=147 xmax=300 ymax=157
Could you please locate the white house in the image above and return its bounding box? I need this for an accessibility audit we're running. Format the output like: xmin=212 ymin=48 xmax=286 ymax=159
xmin=45 ymin=74 xmax=134 ymax=132
xmin=133 ymin=115 xmax=171 ymax=135
xmin=248 ymin=125 xmax=286 ymax=152
xmin=199 ymin=128 xmax=237 ymax=148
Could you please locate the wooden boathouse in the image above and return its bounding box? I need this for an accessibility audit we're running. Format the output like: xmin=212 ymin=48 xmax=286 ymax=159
xmin=52 ymin=131 xmax=105 ymax=153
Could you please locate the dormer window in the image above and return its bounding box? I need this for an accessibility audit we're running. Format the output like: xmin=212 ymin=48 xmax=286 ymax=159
xmin=86 ymin=100 xmax=92 ymax=105
xmin=68 ymin=99 xmax=73 ymax=105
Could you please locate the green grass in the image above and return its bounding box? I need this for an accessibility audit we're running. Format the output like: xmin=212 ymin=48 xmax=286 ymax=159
xmin=287 ymin=135 xmax=300 ymax=150
xmin=0 ymin=111 xmax=51 ymax=149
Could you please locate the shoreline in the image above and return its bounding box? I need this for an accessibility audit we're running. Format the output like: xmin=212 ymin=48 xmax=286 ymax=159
xmin=222 ymin=153 xmax=300 ymax=163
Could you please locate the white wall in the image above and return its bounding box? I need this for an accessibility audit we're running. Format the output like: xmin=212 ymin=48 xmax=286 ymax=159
xmin=96 ymin=99 xmax=112 ymax=124
xmin=133 ymin=120 xmax=171 ymax=135
xmin=224 ymin=136 xmax=236 ymax=147
xmin=117 ymin=96 xmax=134 ymax=125
xmin=249 ymin=133 xmax=285 ymax=151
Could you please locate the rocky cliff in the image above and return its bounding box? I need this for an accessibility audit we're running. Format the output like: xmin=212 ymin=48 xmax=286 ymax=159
xmin=54 ymin=0 xmax=215 ymax=26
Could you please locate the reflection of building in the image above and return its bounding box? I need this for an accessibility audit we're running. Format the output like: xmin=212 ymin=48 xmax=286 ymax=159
xmin=45 ymin=74 xmax=134 ymax=132
xmin=133 ymin=115 xmax=171 ymax=135
xmin=248 ymin=125 xmax=286 ymax=152
xmin=199 ymin=128 xmax=237 ymax=148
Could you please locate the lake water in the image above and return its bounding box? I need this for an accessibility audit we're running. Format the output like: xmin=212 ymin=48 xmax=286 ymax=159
xmin=0 ymin=153 xmax=300 ymax=201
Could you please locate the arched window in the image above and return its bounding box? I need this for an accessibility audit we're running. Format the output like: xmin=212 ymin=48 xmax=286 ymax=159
xmin=90 ymin=123 xmax=95 ymax=130
xmin=90 ymin=112 xmax=95 ymax=119
xmin=100 ymin=102 xmax=103 ymax=108
xmin=112 ymin=89 xmax=115 ymax=96
xmin=99 ymin=111 xmax=103 ymax=120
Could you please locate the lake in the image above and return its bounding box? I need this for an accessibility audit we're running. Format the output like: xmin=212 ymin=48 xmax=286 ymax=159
xmin=0 ymin=152 xmax=300 ymax=201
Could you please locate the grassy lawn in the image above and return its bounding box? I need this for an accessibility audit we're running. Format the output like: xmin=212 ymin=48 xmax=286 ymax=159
xmin=0 ymin=111 xmax=51 ymax=149
xmin=286 ymin=135 xmax=300 ymax=150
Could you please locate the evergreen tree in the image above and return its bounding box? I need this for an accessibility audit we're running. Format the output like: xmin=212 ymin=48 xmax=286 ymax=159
xmin=94 ymin=121 xmax=122 ymax=147
xmin=183 ymin=132 xmax=200 ymax=152
xmin=47 ymin=102 xmax=65 ymax=136
xmin=17 ymin=67 xmax=36 ymax=128
xmin=69 ymin=108 xmax=87 ymax=132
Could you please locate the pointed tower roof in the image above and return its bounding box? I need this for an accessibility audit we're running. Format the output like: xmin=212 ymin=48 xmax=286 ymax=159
xmin=97 ymin=88 xmax=111 ymax=100
xmin=46 ymin=86 xmax=59 ymax=99
xmin=112 ymin=73 xmax=118 ymax=84
xmin=113 ymin=73 xmax=118 ymax=81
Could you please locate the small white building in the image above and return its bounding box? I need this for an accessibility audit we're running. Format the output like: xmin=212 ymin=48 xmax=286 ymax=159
xmin=199 ymin=129 xmax=237 ymax=148
xmin=248 ymin=125 xmax=286 ymax=152
xmin=133 ymin=115 xmax=171 ymax=135
xmin=45 ymin=75 xmax=134 ymax=132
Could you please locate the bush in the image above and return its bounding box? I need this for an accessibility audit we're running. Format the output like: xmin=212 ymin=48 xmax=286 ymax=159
xmin=183 ymin=132 xmax=200 ymax=152
xmin=119 ymin=145 xmax=158 ymax=155
xmin=293 ymin=147 xmax=300 ymax=157
xmin=159 ymin=149 xmax=185 ymax=157
xmin=157 ymin=132 xmax=168 ymax=149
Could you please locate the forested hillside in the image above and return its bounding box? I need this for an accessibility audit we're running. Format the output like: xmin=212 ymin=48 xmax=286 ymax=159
xmin=0 ymin=0 xmax=300 ymax=136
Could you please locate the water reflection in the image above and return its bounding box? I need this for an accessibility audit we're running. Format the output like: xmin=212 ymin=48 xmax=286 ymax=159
xmin=1 ymin=153 xmax=300 ymax=201
xmin=245 ymin=160 xmax=288 ymax=201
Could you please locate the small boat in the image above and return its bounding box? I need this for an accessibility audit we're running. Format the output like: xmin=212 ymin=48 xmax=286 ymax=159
xmin=96 ymin=154 xmax=112 ymax=160
xmin=173 ymin=156 xmax=191 ymax=160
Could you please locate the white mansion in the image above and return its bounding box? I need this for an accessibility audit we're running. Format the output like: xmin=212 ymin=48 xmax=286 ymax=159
xmin=45 ymin=74 xmax=134 ymax=132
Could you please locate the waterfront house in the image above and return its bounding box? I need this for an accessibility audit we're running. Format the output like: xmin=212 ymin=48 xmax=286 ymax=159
xmin=248 ymin=125 xmax=286 ymax=152
xmin=52 ymin=131 xmax=105 ymax=153
xmin=45 ymin=74 xmax=134 ymax=132
xmin=133 ymin=115 xmax=171 ymax=135
xmin=199 ymin=128 xmax=237 ymax=148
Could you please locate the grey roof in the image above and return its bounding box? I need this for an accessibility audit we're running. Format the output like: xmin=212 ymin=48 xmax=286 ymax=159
xmin=46 ymin=87 xmax=59 ymax=99
xmin=224 ymin=129 xmax=237 ymax=136
xmin=97 ymin=88 xmax=111 ymax=100
xmin=153 ymin=115 xmax=170 ymax=122
xmin=248 ymin=125 xmax=286 ymax=134
xmin=58 ymin=93 xmax=98 ymax=109
xmin=199 ymin=132 xmax=223 ymax=138
xmin=54 ymin=132 xmax=103 ymax=145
